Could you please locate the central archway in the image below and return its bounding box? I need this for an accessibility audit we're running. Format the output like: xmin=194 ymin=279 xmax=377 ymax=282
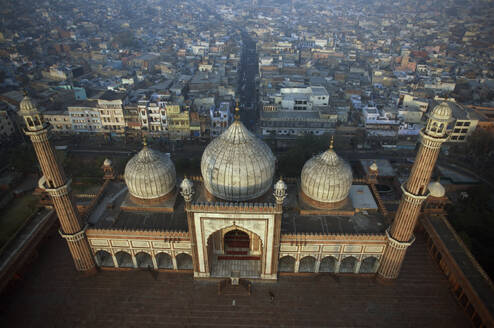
xmin=224 ymin=229 xmax=250 ymax=250
xmin=207 ymin=227 xmax=262 ymax=278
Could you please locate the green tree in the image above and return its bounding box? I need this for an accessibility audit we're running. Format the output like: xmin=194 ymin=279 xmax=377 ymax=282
xmin=7 ymin=144 xmax=37 ymax=174
xmin=447 ymin=185 xmax=494 ymax=279
xmin=277 ymin=135 xmax=330 ymax=177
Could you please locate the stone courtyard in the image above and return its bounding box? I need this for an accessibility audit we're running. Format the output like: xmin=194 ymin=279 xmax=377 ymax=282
xmin=0 ymin=233 xmax=470 ymax=327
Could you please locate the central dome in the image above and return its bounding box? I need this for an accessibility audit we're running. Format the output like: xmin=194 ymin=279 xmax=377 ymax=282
xmin=124 ymin=145 xmax=176 ymax=201
xmin=201 ymin=120 xmax=275 ymax=201
xmin=301 ymin=146 xmax=353 ymax=205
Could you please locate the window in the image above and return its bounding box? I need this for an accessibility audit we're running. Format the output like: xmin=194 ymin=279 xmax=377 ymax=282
xmin=461 ymin=129 xmax=468 ymax=133
xmin=456 ymin=122 xmax=463 ymax=127
xmin=464 ymin=122 xmax=470 ymax=127
xmin=459 ymin=136 xmax=466 ymax=140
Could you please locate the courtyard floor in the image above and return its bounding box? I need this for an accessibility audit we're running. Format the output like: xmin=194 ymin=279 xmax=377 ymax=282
xmin=0 ymin=233 xmax=470 ymax=327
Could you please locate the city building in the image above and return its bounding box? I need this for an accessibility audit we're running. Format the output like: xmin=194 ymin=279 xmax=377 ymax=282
xmin=210 ymin=102 xmax=232 ymax=137
xmin=96 ymin=91 xmax=126 ymax=135
xmin=166 ymin=104 xmax=190 ymax=140
xmin=138 ymin=99 xmax=167 ymax=134
xmin=278 ymin=86 xmax=329 ymax=111
xmin=68 ymin=102 xmax=102 ymax=134
xmin=0 ymin=109 xmax=16 ymax=139
xmin=43 ymin=110 xmax=72 ymax=134
xmin=260 ymin=109 xmax=335 ymax=137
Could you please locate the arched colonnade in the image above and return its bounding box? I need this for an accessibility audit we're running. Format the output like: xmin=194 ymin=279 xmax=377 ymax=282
xmin=94 ymin=249 xmax=193 ymax=270
xmin=278 ymin=254 xmax=380 ymax=274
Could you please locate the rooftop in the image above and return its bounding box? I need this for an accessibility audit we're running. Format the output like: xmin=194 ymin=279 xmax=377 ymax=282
xmin=88 ymin=181 xmax=188 ymax=232
xmin=427 ymin=215 xmax=494 ymax=316
xmin=193 ymin=181 xmax=387 ymax=235
xmin=360 ymin=159 xmax=396 ymax=177
xmin=261 ymin=110 xmax=322 ymax=121
xmin=0 ymin=233 xmax=470 ymax=327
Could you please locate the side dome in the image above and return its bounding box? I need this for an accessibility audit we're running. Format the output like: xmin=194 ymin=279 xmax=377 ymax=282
xmin=124 ymin=145 xmax=176 ymax=201
xmin=301 ymin=146 xmax=353 ymax=205
xmin=201 ymin=120 xmax=275 ymax=201
xmin=428 ymin=181 xmax=445 ymax=198
xmin=369 ymin=161 xmax=378 ymax=172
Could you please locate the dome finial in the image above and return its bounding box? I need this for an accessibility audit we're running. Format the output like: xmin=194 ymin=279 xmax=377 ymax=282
xmin=142 ymin=137 xmax=147 ymax=147
xmin=234 ymin=100 xmax=240 ymax=121
xmin=329 ymin=135 xmax=334 ymax=150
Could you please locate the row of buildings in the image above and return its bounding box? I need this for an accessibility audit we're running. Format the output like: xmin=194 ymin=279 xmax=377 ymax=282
xmin=243 ymin=0 xmax=494 ymax=148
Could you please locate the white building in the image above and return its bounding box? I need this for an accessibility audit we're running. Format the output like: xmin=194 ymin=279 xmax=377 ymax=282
xmin=278 ymin=86 xmax=329 ymax=111
xmin=210 ymin=102 xmax=231 ymax=138
xmin=96 ymin=91 xmax=126 ymax=134
xmin=68 ymin=103 xmax=102 ymax=133
xmin=138 ymin=95 xmax=168 ymax=134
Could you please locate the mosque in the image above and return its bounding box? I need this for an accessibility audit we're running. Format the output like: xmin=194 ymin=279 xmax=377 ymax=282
xmin=18 ymin=95 xmax=451 ymax=281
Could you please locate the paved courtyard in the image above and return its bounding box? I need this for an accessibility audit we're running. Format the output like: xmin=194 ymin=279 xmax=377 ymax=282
xmin=0 ymin=233 xmax=470 ymax=327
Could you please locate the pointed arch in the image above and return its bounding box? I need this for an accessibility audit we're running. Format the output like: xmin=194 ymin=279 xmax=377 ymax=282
xmin=319 ymin=256 xmax=337 ymax=273
xmin=360 ymin=256 xmax=379 ymax=273
xmin=279 ymin=255 xmax=296 ymax=272
xmin=95 ymin=250 xmax=114 ymax=267
xmin=135 ymin=251 xmax=153 ymax=268
xmin=340 ymin=256 xmax=358 ymax=273
xmin=26 ymin=117 xmax=34 ymax=127
xmin=115 ymin=251 xmax=133 ymax=268
xmin=299 ymin=256 xmax=316 ymax=273
xmin=176 ymin=253 xmax=193 ymax=270
xmin=156 ymin=252 xmax=173 ymax=269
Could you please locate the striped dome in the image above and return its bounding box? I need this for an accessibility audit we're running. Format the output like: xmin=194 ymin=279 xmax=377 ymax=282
xmin=301 ymin=148 xmax=353 ymax=204
xmin=201 ymin=120 xmax=275 ymax=201
xmin=124 ymin=145 xmax=176 ymax=200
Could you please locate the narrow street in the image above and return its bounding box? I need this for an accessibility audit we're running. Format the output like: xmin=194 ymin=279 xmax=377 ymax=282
xmin=238 ymin=31 xmax=259 ymax=131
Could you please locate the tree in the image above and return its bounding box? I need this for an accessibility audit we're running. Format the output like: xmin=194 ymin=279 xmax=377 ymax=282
xmin=7 ymin=144 xmax=37 ymax=174
xmin=447 ymin=185 xmax=494 ymax=279
xmin=277 ymin=135 xmax=330 ymax=177
xmin=467 ymin=129 xmax=494 ymax=158
xmin=114 ymin=30 xmax=137 ymax=49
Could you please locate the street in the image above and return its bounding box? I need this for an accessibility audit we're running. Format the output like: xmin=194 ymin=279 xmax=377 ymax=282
xmin=238 ymin=31 xmax=259 ymax=131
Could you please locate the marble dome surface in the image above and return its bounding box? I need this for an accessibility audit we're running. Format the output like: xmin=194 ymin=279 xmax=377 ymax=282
xmin=369 ymin=161 xmax=378 ymax=171
xmin=430 ymin=102 xmax=452 ymax=122
xmin=124 ymin=145 xmax=176 ymax=200
xmin=428 ymin=181 xmax=445 ymax=198
xmin=201 ymin=120 xmax=275 ymax=201
xmin=301 ymin=147 xmax=353 ymax=204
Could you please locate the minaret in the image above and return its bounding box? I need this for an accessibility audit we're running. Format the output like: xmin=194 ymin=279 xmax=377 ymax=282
xmin=19 ymin=94 xmax=95 ymax=272
xmin=180 ymin=177 xmax=200 ymax=275
xmin=272 ymin=177 xmax=287 ymax=275
xmin=378 ymin=102 xmax=452 ymax=279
